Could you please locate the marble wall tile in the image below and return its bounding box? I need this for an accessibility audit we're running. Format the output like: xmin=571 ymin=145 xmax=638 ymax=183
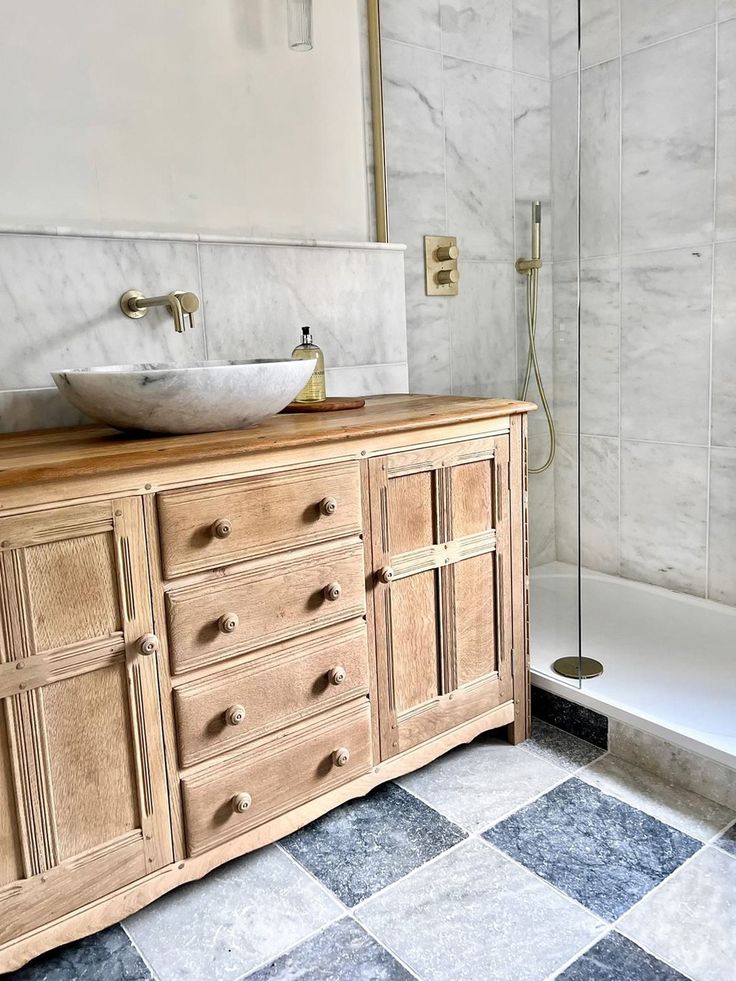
xmin=448 ymin=261 xmax=517 ymax=397
xmin=380 ymin=0 xmax=441 ymax=50
xmin=621 ymin=0 xmax=716 ymax=53
xmin=617 ymin=847 xmax=736 ymax=981
xmin=712 ymin=243 xmax=736 ymax=447
xmin=550 ymin=0 xmax=579 ymax=78
xmin=440 ymin=0 xmax=513 ymax=69
xmin=720 ymin=0 xmax=736 ymax=20
xmin=552 ymin=260 xmax=578 ymax=435
xmin=443 ymin=58 xmax=513 ymax=262
xmin=580 ymin=0 xmax=620 ymax=68
xmin=581 ymin=59 xmax=620 ymax=258
xmin=358 ymin=839 xmax=604 ymax=981
xmin=622 ymin=29 xmax=716 ymax=252
xmin=717 ymin=19 xmax=736 ymax=239
xmin=609 ymin=719 xmax=736 ymax=809
xmin=0 ymin=387 xmax=90 ymax=434
xmin=512 ymin=0 xmax=550 ymax=76
xmin=404 ymin=259 xmax=453 ymax=395
xmin=528 ymin=435 xmax=557 ymax=566
xmin=326 ymin=363 xmax=409 ymax=397
xmin=513 ymin=75 xmax=551 ymax=205
xmin=556 ymin=434 xmax=619 ymax=574
xmin=551 ymin=73 xmax=579 ymax=261
xmin=0 ymin=233 xmax=204 ymax=390
xmin=620 ymin=248 xmax=712 ymax=445
xmin=200 ymin=243 xmax=407 ymax=368
xmin=580 ymin=257 xmax=620 ymax=437
xmin=382 ymin=41 xmax=446 ymax=257
xmin=620 ymin=440 xmax=709 ymax=595
xmin=708 ymin=447 xmax=736 ymax=605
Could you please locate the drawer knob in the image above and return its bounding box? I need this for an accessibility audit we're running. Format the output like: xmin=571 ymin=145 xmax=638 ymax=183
xmin=218 ymin=613 xmax=240 ymax=634
xmin=225 ymin=704 xmax=246 ymax=726
xmin=323 ymin=582 xmax=342 ymax=602
xmin=333 ymin=747 xmax=350 ymax=768
xmin=137 ymin=633 xmax=160 ymax=657
xmin=378 ymin=566 xmax=395 ymax=584
xmin=328 ymin=665 xmax=347 ymax=686
xmin=232 ymin=792 xmax=252 ymax=814
xmin=212 ymin=518 xmax=233 ymax=539
xmin=320 ymin=497 xmax=338 ymax=516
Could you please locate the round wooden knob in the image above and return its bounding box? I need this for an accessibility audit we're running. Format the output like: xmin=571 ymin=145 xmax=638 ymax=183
xmin=225 ymin=704 xmax=246 ymax=726
xmin=436 ymin=269 xmax=459 ymax=286
xmin=232 ymin=792 xmax=252 ymax=814
xmin=333 ymin=747 xmax=350 ymax=768
xmin=137 ymin=633 xmax=159 ymax=656
xmin=323 ymin=582 xmax=342 ymax=602
xmin=212 ymin=518 xmax=233 ymax=539
xmin=378 ymin=566 xmax=395 ymax=584
xmin=328 ymin=666 xmax=347 ymax=686
xmin=320 ymin=497 xmax=338 ymax=516
xmin=218 ymin=613 xmax=240 ymax=634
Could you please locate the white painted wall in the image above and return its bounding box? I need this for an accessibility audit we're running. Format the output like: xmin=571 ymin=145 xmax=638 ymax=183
xmin=0 ymin=0 xmax=370 ymax=240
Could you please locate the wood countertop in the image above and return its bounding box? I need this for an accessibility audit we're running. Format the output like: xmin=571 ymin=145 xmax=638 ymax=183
xmin=0 ymin=395 xmax=535 ymax=493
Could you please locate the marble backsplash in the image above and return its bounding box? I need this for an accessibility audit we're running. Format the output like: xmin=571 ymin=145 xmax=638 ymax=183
xmin=0 ymin=231 xmax=408 ymax=433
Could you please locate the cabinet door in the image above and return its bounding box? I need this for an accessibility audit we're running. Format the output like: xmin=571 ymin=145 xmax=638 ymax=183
xmin=0 ymin=499 xmax=171 ymax=947
xmin=368 ymin=437 xmax=513 ymax=758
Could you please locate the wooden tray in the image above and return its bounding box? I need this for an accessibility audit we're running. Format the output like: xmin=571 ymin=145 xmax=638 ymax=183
xmin=281 ymin=397 xmax=366 ymax=413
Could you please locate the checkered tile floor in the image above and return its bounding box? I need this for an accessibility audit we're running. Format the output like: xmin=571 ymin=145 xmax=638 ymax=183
xmin=8 ymin=720 xmax=736 ymax=981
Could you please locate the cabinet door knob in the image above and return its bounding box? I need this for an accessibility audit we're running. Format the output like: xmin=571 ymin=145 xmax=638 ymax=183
xmin=232 ymin=792 xmax=252 ymax=814
xmin=137 ymin=633 xmax=160 ymax=656
xmin=212 ymin=518 xmax=233 ymax=539
xmin=323 ymin=582 xmax=342 ymax=602
xmin=378 ymin=566 xmax=394 ymax=584
xmin=328 ymin=665 xmax=347 ymax=686
xmin=225 ymin=704 xmax=246 ymax=726
xmin=333 ymin=747 xmax=350 ymax=768
xmin=218 ymin=613 xmax=240 ymax=634
xmin=320 ymin=497 xmax=338 ymax=516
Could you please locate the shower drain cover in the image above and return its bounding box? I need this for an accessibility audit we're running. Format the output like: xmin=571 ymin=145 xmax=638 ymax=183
xmin=552 ymin=656 xmax=604 ymax=680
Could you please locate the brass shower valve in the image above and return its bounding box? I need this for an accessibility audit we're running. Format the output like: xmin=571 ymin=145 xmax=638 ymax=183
xmin=424 ymin=235 xmax=460 ymax=296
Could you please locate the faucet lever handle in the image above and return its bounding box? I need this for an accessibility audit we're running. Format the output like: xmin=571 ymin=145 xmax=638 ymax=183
xmin=176 ymin=291 xmax=199 ymax=330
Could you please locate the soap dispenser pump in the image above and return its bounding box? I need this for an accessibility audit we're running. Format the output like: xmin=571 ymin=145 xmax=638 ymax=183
xmin=291 ymin=326 xmax=326 ymax=403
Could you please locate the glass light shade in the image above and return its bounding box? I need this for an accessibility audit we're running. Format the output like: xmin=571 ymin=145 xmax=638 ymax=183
xmin=287 ymin=0 xmax=313 ymax=51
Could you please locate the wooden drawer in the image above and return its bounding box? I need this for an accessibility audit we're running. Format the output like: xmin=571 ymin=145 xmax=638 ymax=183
xmin=165 ymin=539 xmax=366 ymax=674
xmin=157 ymin=462 xmax=362 ymax=578
xmin=173 ymin=623 xmax=371 ymax=767
xmin=181 ymin=700 xmax=373 ymax=855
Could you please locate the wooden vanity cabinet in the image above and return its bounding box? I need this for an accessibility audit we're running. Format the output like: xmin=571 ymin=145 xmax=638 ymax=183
xmin=0 ymin=395 xmax=532 ymax=971
xmin=0 ymin=499 xmax=172 ymax=948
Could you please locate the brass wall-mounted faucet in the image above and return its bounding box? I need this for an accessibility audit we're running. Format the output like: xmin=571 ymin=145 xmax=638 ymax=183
xmin=120 ymin=290 xmax=200 ymax=333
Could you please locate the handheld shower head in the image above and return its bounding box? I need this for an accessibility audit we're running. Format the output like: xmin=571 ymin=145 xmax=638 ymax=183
xmin=532 ymin=201 xmax=542 ymax=262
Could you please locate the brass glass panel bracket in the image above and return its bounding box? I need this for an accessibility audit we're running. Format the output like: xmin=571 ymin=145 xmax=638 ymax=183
xmin=424 ymin=236 xmax=460 ymax=296
xmin=552 ymin=656 xmax=604 ymax=680
xmin=120 ymin=290 xmax=200 ymax=333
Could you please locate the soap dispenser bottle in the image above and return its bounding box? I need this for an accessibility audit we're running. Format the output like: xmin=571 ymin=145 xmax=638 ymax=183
xmin=291 ymin=326 xmax=326 ymax=403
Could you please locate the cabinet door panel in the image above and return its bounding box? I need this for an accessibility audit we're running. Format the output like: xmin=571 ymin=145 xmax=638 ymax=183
xmin=0 ymin=720 xmax=21 ymax=889
xmin=0 ymin=499 xmax=171 ymax=946
xmin=369 ymin=436 xmax=514 ymax=759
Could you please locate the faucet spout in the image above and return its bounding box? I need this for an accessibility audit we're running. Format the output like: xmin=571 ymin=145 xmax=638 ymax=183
xmin=119 ymin=289 xmax=200 ymax=332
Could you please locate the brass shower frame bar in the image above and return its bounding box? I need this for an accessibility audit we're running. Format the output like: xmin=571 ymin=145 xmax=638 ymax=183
xmin=367 ymin=0 xmax=389 ymax=243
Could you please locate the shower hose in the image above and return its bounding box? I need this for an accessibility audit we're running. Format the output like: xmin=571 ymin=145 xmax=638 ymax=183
xmin=518 ymin=265 xmax=556 ymax=474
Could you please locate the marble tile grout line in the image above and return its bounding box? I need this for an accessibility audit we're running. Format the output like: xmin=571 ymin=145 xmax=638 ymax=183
xmin=381 ymin=33 xmax=550 ymax=82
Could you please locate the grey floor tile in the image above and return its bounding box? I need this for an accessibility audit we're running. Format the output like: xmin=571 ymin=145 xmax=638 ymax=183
xmin=523 ymin=719 xmax=607 ymax=773
xmin=3 ymin=926 xmax=152 ymax=981
xmin=484 ymin=778 xmax=701 ymax=921
xmin=557 ymin=931 xmax=687 ymax=980
xmin=282 ymin=782 xmax=466 ymax=907
xmin=531 ymin=689 xmax=609 ymax=749
xmin=124 ymin=845 xmax=342 ymax=981
xmin=358 ymin=838 xmax=605 ymax=981
xmin=715 ymin=823 xmax=736 ymax=857
xmin=618 ymin=847 xmax=736 ymax=981
xmin=397 ymin=734 xmax=566 ymax=832
xmin=245 ymin=917 xmax=413 ymax=980
xmin=580 ymin=755 xmax=736 ymax=842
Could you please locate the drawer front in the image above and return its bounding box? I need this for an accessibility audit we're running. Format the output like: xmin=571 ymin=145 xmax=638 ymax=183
xmin=174 ymin=623 xmax=371 ymax=767
xmin=157 ymin=462 xmax=362 ymax=578
xmin=181 ymin=700 xmax=373 ymax=855
xmin=165 ymin=540 xmax=366 ymax=674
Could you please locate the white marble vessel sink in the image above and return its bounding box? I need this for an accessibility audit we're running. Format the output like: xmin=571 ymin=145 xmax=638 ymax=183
xmin=52 ymin=359 xmax=315 ymax=435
